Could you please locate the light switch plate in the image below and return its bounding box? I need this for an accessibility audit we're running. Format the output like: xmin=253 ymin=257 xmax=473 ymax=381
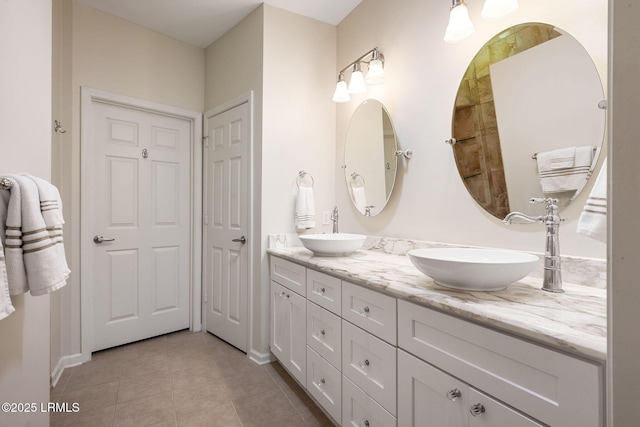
xmin=322 ymin=211 xmax=331 ymax=225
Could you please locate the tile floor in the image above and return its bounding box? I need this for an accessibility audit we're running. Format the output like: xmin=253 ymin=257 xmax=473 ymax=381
xmin=50 ymin=330 xmax=334 ymax=427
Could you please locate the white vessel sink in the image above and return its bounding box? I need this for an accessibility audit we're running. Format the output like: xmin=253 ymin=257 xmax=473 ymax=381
xmin=407 ymin=248 xmax=539 ymax=291
xmin=299 ymin=233 xmax=366 ymax=257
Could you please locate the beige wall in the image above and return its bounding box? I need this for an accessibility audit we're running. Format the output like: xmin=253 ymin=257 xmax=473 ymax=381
xmin=54 ymin=0 xmax=205 ymax=363
xmin=336 ymin=0 xmax=607 ymax=259
xmin=261 ymin=5 xmax=336 ymax=355
xmin=0 ymin=1 xmax=52 ymax=425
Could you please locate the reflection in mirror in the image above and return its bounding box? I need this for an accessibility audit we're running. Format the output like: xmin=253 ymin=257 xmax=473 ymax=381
xmin=451 ymin=23 xmax=605 ymax=219
xmin=344 ymin=99 xmax=398 ymax=216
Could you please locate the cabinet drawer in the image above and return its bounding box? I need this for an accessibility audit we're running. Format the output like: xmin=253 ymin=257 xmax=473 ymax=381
xmin=342 ymin=281 xmax=396 ymax=345
xmin=342 ymin=320 xmax=397 ymax=416
xmin=307 ymin=269 xmax=341 ymax=315
xmin=307 ymin=346 xmax=341 ymax=423
xmin=270 ymin=256 xmax=306 ymax=296
xmin=398 ymin=300 xmax=602 ymax=427
xmin=468 ymin=388 xmax=543 ymax=427
xmin=307 ymin=301 xmax=341 ymax=369
xmin=343 ymin=376 xmax=396 ymax=427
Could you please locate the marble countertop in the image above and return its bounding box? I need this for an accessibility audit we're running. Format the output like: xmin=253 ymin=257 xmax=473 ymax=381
xmin=267 ymin=246 xmax=607 ymax=362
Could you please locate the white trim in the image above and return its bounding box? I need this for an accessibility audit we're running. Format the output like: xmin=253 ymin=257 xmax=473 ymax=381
xmin=51 ymin=353 xmax=83 ymax=388
xmin=80 ymin=87 xmax=203 ymax=361
xmin=203 ymin=91 xmax=255 ymax=357
xmin=249 ymin=349 xmax=276 ymax=366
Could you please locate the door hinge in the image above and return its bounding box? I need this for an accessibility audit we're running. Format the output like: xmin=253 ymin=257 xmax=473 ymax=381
xmin=202 ymin=136 xmax=209 ymax=147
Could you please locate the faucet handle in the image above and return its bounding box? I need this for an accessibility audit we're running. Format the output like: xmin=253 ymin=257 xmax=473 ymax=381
xmin=529 ymin=197 xmax=559 ymax=205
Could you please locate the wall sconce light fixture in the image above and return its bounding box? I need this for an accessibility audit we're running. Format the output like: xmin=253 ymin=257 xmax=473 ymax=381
xmin=444 ymin=0 xmax=519 ymax=43
xmin=332 ymin=48 xmax=385 ymax=103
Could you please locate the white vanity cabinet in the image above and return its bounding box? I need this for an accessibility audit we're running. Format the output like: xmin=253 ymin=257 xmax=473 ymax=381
xmin=270 ymin=258 xmax=307 ymax=386
xmin=397 ymin=299 xmax=602 ymax=427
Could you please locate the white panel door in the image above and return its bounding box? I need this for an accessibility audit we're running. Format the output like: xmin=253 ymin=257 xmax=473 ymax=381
xmin=87 ymin=100 xmax=192 ymax=351
xmin=204 ymin=102 xmax=249 ymax=351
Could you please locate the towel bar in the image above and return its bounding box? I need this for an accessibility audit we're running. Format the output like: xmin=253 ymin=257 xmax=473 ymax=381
xmin=296 ymin=171 xmax=314 ymax=188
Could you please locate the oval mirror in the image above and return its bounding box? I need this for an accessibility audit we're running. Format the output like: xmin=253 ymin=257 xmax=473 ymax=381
xmin=344 ymin=99 xmax=398 ymax=216
xmin=451 ymin=23 xmax=605 ymax=219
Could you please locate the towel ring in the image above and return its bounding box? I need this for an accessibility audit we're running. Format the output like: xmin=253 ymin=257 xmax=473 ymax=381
xmin=297 ymin=171 xmax=314 ymax=188
xmin=350 ymin=172 xmax=365 ymax=188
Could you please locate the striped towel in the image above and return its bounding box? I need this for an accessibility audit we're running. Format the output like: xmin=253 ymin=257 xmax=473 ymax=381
xmin=537 ymin=146 xmax=594 ymax=193
xmin=0 ymin=237 xmax=15 ymax=320
xmin=295 ymin=186 xmax=316 ymax=229
xmin=0 ymin=175 xmax=69 ymax=296
xmin=577 ymin=162 xmax=607 ymax=242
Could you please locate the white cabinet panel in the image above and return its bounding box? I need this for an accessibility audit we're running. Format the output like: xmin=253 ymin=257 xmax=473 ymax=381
xmin=398 ymin=300 xmax=601 ymax=427
xmin=468 ymin=388 xmax=543 ymax=427
xmin=270 ymin=256 xmax=306 ymax=296
xmin=307 ymin=346 xmax=342 ymax=423
xmin=398 ymin=349 xmax=467 ymax=427
xmin=307 ymin=269 xmax=342 ymax=315
xmin=342 ymin=321 xmax=397 ymax=415
xmin=307 ymin=301 xmax=342 ymax=369
xmin=343 ymin=376 xmax=396 ymax=427
xmin=342 ymin=281 xmax=396 ymax=345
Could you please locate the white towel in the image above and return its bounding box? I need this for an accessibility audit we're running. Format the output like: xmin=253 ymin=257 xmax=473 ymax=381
xmin=295 ymin=186 xmax=316 ymax=229
xmin=351 ymin=186 xmax=367 ymax=213
xmin=0 ymin=238 xmax=15 ymax=321
xmin=0 ymin=176 xmax=29 ymax=295
xmin=577 ymin=162 xmax=607 ymax=242
xmin=0 ymin=175 xmax=69 ymax=296
xmin=537 ymin=146 xmax=594 ymax=192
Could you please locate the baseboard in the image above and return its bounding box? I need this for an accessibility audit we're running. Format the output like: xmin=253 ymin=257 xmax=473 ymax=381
xmin=51 ymin=353 xmax=83 ymax=388
xmin=249 ymin=348 xmax=275 ymax=365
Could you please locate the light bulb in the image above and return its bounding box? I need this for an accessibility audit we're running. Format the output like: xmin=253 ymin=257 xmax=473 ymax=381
xmin=348 ymin=69 xmax=367 ymax=94
xmin=444 ymin=1 xmax=475 ymax=43
xmin=365 ymin=59 xmax=386 ymax=84
xmin=332 ymin=80 xmax=350 ymax=103
xmin=481 ymin=0 xmax=518 ymax=20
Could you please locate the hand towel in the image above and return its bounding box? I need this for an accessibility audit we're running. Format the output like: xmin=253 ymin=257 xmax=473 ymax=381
xmin=0 ymin=176 xmax=29 ymax=295
xmin=0 ymin=175 xmax=69 ymax=296
xmin=22 ymin=174 xmax=70 ymax=281
xmin=295 ymin=186 xmax=316 ymax=229
xmin=0 ymin=238 xmax=15 ymax=321
xmin=537 ymin=146 xmax=594 ymax=192
xmin=577 ymin=162 xmax=607 ymax=242
xmin=351 ymin=186 xmax=367 ymax=213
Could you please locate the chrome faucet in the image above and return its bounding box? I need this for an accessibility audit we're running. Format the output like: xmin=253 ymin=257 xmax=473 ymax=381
xmin=503 ymin=198 xmax=564 ymax=293
xmin=331 ymin=206 xmax=339 ymax=233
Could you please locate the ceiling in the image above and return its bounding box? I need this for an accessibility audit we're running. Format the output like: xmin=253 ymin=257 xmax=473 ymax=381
xmin=75 ymin=0 xmax=362 ymax=48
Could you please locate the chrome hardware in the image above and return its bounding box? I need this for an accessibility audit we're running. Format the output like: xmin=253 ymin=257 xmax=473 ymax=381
xmin=0 ymin=178 xmax=11 ymax=190
xmin=319 ymin=378 xmax=326 ymax=386
xmin=446 ymin=388 xmax=462 ymax=401
xmin=445 ymin=138 xmax=457 ymax=145
xmin=320 ymin=287 xmax=326 ymax=293
xmin=362 ymin=421 xmax=370 ymax=427
xmin=360 ymin=359 xmax=370 ymax=368
xmin=280 ymin=292 xmax=286 ymax=297
xmin=142 ymin=148 xmax=149 ymax=159
xmin=93 ymin=235 xmax=115 ymax=244
xmin=364 ymin=205 xmax=375 ymax=216
xmin=504 ymin=197 xmax=565 ymax=293
xmin=331 ymin=206 xmax=339 ymax=233
xmin=54 ymin=120 xmax=66 ymax=134
xmin=296 ymin=170 xmax=314 ymax=188
xmin=319 ymin=329 xmax=325 ymax=336
xmin=470 ymin=403 xmax=486 ymax=417
xmin=232 ymin=236 xmax=246 ymax=244
xmin=363 ymin=306 xmax=370 ymax=315
xmin=598 ymin=99 xmax=607 ymax=110
xmin=395 ymin=148 xmax=413 ymax=159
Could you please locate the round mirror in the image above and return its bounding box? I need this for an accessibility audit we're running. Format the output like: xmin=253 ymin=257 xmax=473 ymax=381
xmin=451 ymin=23 xmax=605 ymax=219
xmin=344 ymin=99 xmax=398 ymax=216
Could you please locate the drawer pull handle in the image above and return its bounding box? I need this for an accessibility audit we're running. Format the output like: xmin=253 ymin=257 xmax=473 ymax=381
xmin=470 ymin=403 xmax=486 ymax=417
xmin=361 ymin=421 xmax=370 ymax=427
xmin=446 ymin=388 xmax=462 ymax=401
xmin=361 ymin=306 xmax=370 ymax=316
xmin=279 ymin=292 xmax=286 ymax=297
xmin=321 ymin=287 xmax=326 ymax=293
xmin=359 ymin=359 xmax=370 ymax=368
xmin=319 ymin=329 xmax=326 ymax=336
xmin=318 ymin=378 xmax=326 ymax=387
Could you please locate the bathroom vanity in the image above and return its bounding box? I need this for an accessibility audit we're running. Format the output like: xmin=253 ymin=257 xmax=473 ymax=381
xmin=268 ymin=239 xmax=605 ymax=427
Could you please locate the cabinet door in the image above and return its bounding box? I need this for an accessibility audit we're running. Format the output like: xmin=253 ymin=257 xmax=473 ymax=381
xmin=398 ymin=350 xmax=467 ymax=427
xmin=270 ymin=281 xmax=289 ymax=363
xmin=287 ymin=289 xmax=307 ymax=386
xmin=467 ymin=388 xmax=543 ymax=427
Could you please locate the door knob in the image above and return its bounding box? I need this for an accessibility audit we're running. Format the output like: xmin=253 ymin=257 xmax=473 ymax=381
xmin=93 ymin=235 xmax=115 ymax=244
xmin=232 ymin=236 xmax=246 ymax=244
